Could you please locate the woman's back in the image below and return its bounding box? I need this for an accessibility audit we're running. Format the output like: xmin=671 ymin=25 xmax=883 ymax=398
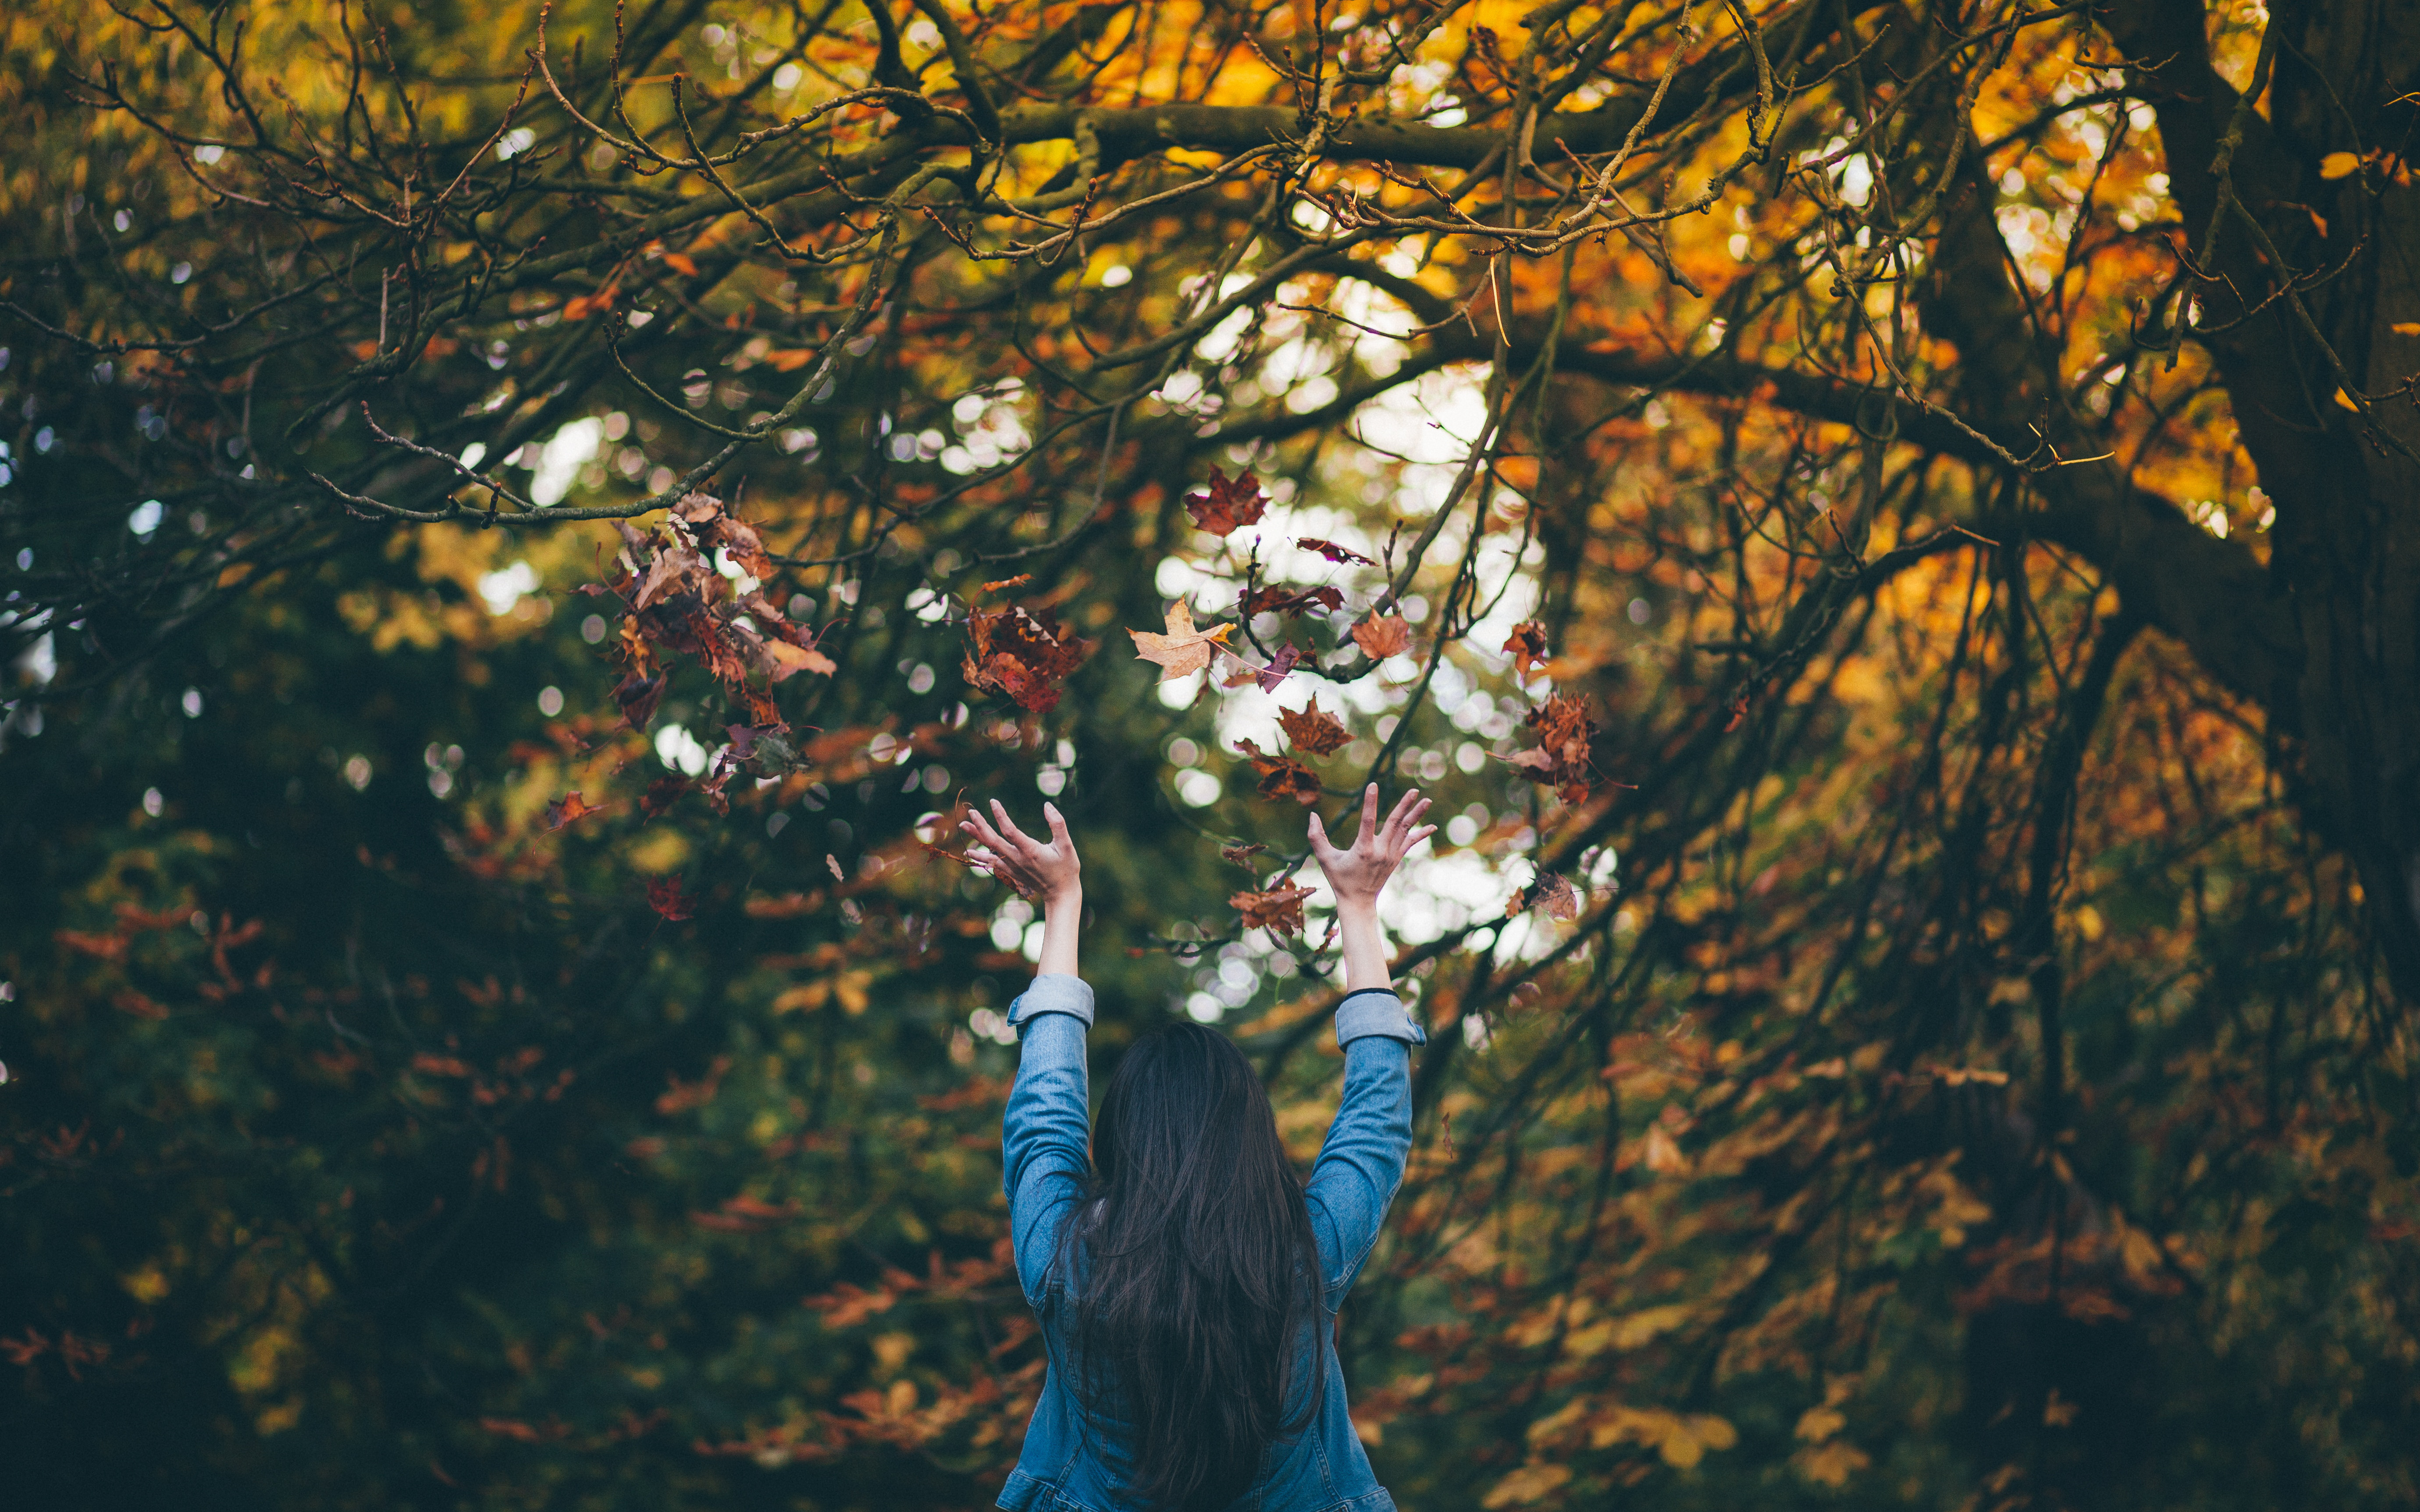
xmin=965 ymin=783 xmax=1437 ymax=1512
xmin=1000 ymin=979 xmax=1425 ymax=1512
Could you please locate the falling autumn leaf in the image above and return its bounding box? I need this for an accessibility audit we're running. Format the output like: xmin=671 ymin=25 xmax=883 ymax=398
xmin=979 ymin=574 xmax=1033 ymax=594
xmin=1231 ymin=882 xmax=1317 ymax=935
xmin=2317 ymin=151 xmax=2360 ymax=179
xmin=1128 ymin=601 xmax=1234 ymax=682
xmin=1184 ymin=467 xmax=1268 ymax=537
xmin=1278 ymin=697 xmax=1351 ymax=757
xmin=1220 ymin=842 xmax=1268 ymax=865
xmin=964 ymin=604 xmax=1095 ymax=712
xmin=1221 ymin=642 xmax=1302 ymax=691
xmin=640 ymin=775 xmax=689 ymax=819
xmin=1509 ymin=872 xmax=1582 ymax=920
xmin=1508 ymin=694 xmax=1599 ymax=804
xmin=1503 ymin=620 xmax=1551 ymax=679
xmin=763 ymin=639 xmax=837 ymax=682
xmin=613 ymin=670 xmax=666 ymax=730
xmin=1351 ymin=614 xmax=1412 ymax=660
xmin=1236 ymin=738 xmax=1324 ymax=805
xmin=646 ymin=876 xmax=698 ymax=921
xmin=1298 ymin=537 xmax=1375 ymax=565
xmin=661 ymin=251 xmax=700 ymax=275
xmin=547 ymin=791 xmax=605 ymax=830
xmin=1242 ymin=583 xmax=1345 ymax=618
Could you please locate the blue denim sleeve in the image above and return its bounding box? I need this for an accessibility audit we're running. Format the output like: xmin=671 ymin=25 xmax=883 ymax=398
xmin=1002 ymin=974 xmax=1095 ymax=1306
xmin=1305 ymin=987 xmax=1425 ymax=1309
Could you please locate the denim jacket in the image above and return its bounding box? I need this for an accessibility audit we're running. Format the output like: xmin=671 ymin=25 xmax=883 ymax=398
xmin=997 ymin=975 xmax=1427 ymax=1512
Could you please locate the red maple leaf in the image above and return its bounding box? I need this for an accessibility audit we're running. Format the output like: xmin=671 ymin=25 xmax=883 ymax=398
xmin=640 ymin=775 xmax=690 ymax=819
xmin=1184 ymin=468 xmax=1269 ymax=537
xmin=646 ymin=876 xmax=698 ymax=921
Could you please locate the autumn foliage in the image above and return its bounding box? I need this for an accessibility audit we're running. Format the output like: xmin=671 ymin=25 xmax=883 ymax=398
xmin=4 ymin=0 xmax=2419 ymax=1508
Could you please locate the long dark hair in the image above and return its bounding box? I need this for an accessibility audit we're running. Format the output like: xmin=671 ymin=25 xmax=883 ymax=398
xmin=1052 ymin=1021 xmax=1323 ymax=1512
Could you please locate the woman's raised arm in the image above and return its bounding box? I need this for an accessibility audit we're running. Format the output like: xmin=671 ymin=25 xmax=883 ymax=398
xmin=1303 ymin=786 xmax=1435 ymax=1307
xmin=968 ymin=800 xmax=1093 ymax=1304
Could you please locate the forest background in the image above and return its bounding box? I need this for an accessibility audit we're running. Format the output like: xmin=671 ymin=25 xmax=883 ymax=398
xmin=3 ymin=0 xmax=2416 ymax=1507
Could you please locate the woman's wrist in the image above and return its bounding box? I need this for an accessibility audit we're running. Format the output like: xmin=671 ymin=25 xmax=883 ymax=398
xmin=1043 ymin=884 xmax=1084 ymax=915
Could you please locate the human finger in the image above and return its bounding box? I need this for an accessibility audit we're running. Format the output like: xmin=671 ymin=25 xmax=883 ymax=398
xmin=1307 ymin=810 xmax=1337 ymax=861
xmin=1356 ymin=783 xmax=1381 ymax=850
xmin=1042 ymin=801 xmax=1074 ymax=854
xmin=990 ymin=800 xmax=1040 ymax=854
xmin=963 ymin=809 xmax=1011 ymax=857
xmin=1382 ymin=789 xmax=1425 ymax=847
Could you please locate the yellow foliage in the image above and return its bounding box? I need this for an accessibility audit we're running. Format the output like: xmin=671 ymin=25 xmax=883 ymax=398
xmin=1482 ymin=1462 xmax=1573 ymax=1508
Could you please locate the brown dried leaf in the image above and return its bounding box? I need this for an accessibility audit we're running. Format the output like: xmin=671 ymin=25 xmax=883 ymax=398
xmin=613 ymin=671 xmax=666 ymax=730
xmin=1278 ymin=696 xmax=1351 ymax=757
xmin=1237 ymin=738 xmax=1325 ymax=806
xmin=708 ymin=516 xmax=776 ymax=580
xmin=966 ymin=605 xmax=1095 ymax=712
xmin=1242 ymin=583 xmax=1345 ymax=618
xmin=1221 ymin=842 xmax=1269 ymax=865
xmin=1231 ymin=882 xmax=1317 ymax=935
xmin=1184 ymin=468 xmax=1268 ymax=537
xmin=647 ymin=876 xmax=698 ymax=921
xmin=640 ymin=775 xmax=690 ymax=819
xmin=1298 ymin=537 xmax=1375 ymax=566
xmin=1503 ymin=620 xmax=1551 ymax=679
xmin=1510 ymin=693 xmax=1600 ymax=803
xmin=1351 ymin=614 xmax=1412 ymax=660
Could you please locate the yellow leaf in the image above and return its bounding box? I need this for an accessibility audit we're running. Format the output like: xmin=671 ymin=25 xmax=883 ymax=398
xmin=1794 ymin=1440 xmax=1871 ymax=1487
xmin=1482 ymin=1463 xmax=1572 ymax=1508
xmin=1796 ymin=1405 xmax=1847 ymax=1442
xmin=2392 ymin=323 xmax=2420 ymax=336
xmin=2317 ymin=151 xmax=2360 ymax=179
xmin=834 ymin=970 xmax=872 ymax=1014
xmin=765 ymin=640 xmax=837 ymax=682
xmin=1643 ymin=1124 xmax=1688 ymax=1174
xmin=662 ymin=251 xmax=700 ymax=276
xmin=2334 ymin=388 xmax=2362 ymax=413
xmin=773 ymin=983 xmax=830 ymax=1013
xmin=1128 ymin=601 xmax=1234 ymax=681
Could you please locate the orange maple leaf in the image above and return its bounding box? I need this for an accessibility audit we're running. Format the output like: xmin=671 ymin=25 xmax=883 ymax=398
xmin=1231 ymin=882 xmax=1317 ymax=934
xmin=1351 ymin=614 xmax=1411 ymax=660
xmin=1278 ymin=697 xmax=1351 ymax=757
xmin=546 ymin=791 xmax=606 ymax=830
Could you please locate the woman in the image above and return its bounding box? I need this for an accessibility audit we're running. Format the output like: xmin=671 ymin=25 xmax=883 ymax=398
xmin=962 ymin=784 xmax=1435 ymax=1512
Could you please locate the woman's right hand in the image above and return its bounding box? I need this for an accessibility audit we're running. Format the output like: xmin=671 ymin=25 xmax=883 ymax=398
xmin=1309 ymin=784 xmax=1434 ymax=910
xmin=962 ymin=799 xmax=1083 ymax=905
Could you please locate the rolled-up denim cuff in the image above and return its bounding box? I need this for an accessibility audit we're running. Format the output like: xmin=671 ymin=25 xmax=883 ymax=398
xmin=1008 ymin=973 xmax=1095 ymax=1032
xmin=1335 ymin=987 xmax=1426 ymax=1048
